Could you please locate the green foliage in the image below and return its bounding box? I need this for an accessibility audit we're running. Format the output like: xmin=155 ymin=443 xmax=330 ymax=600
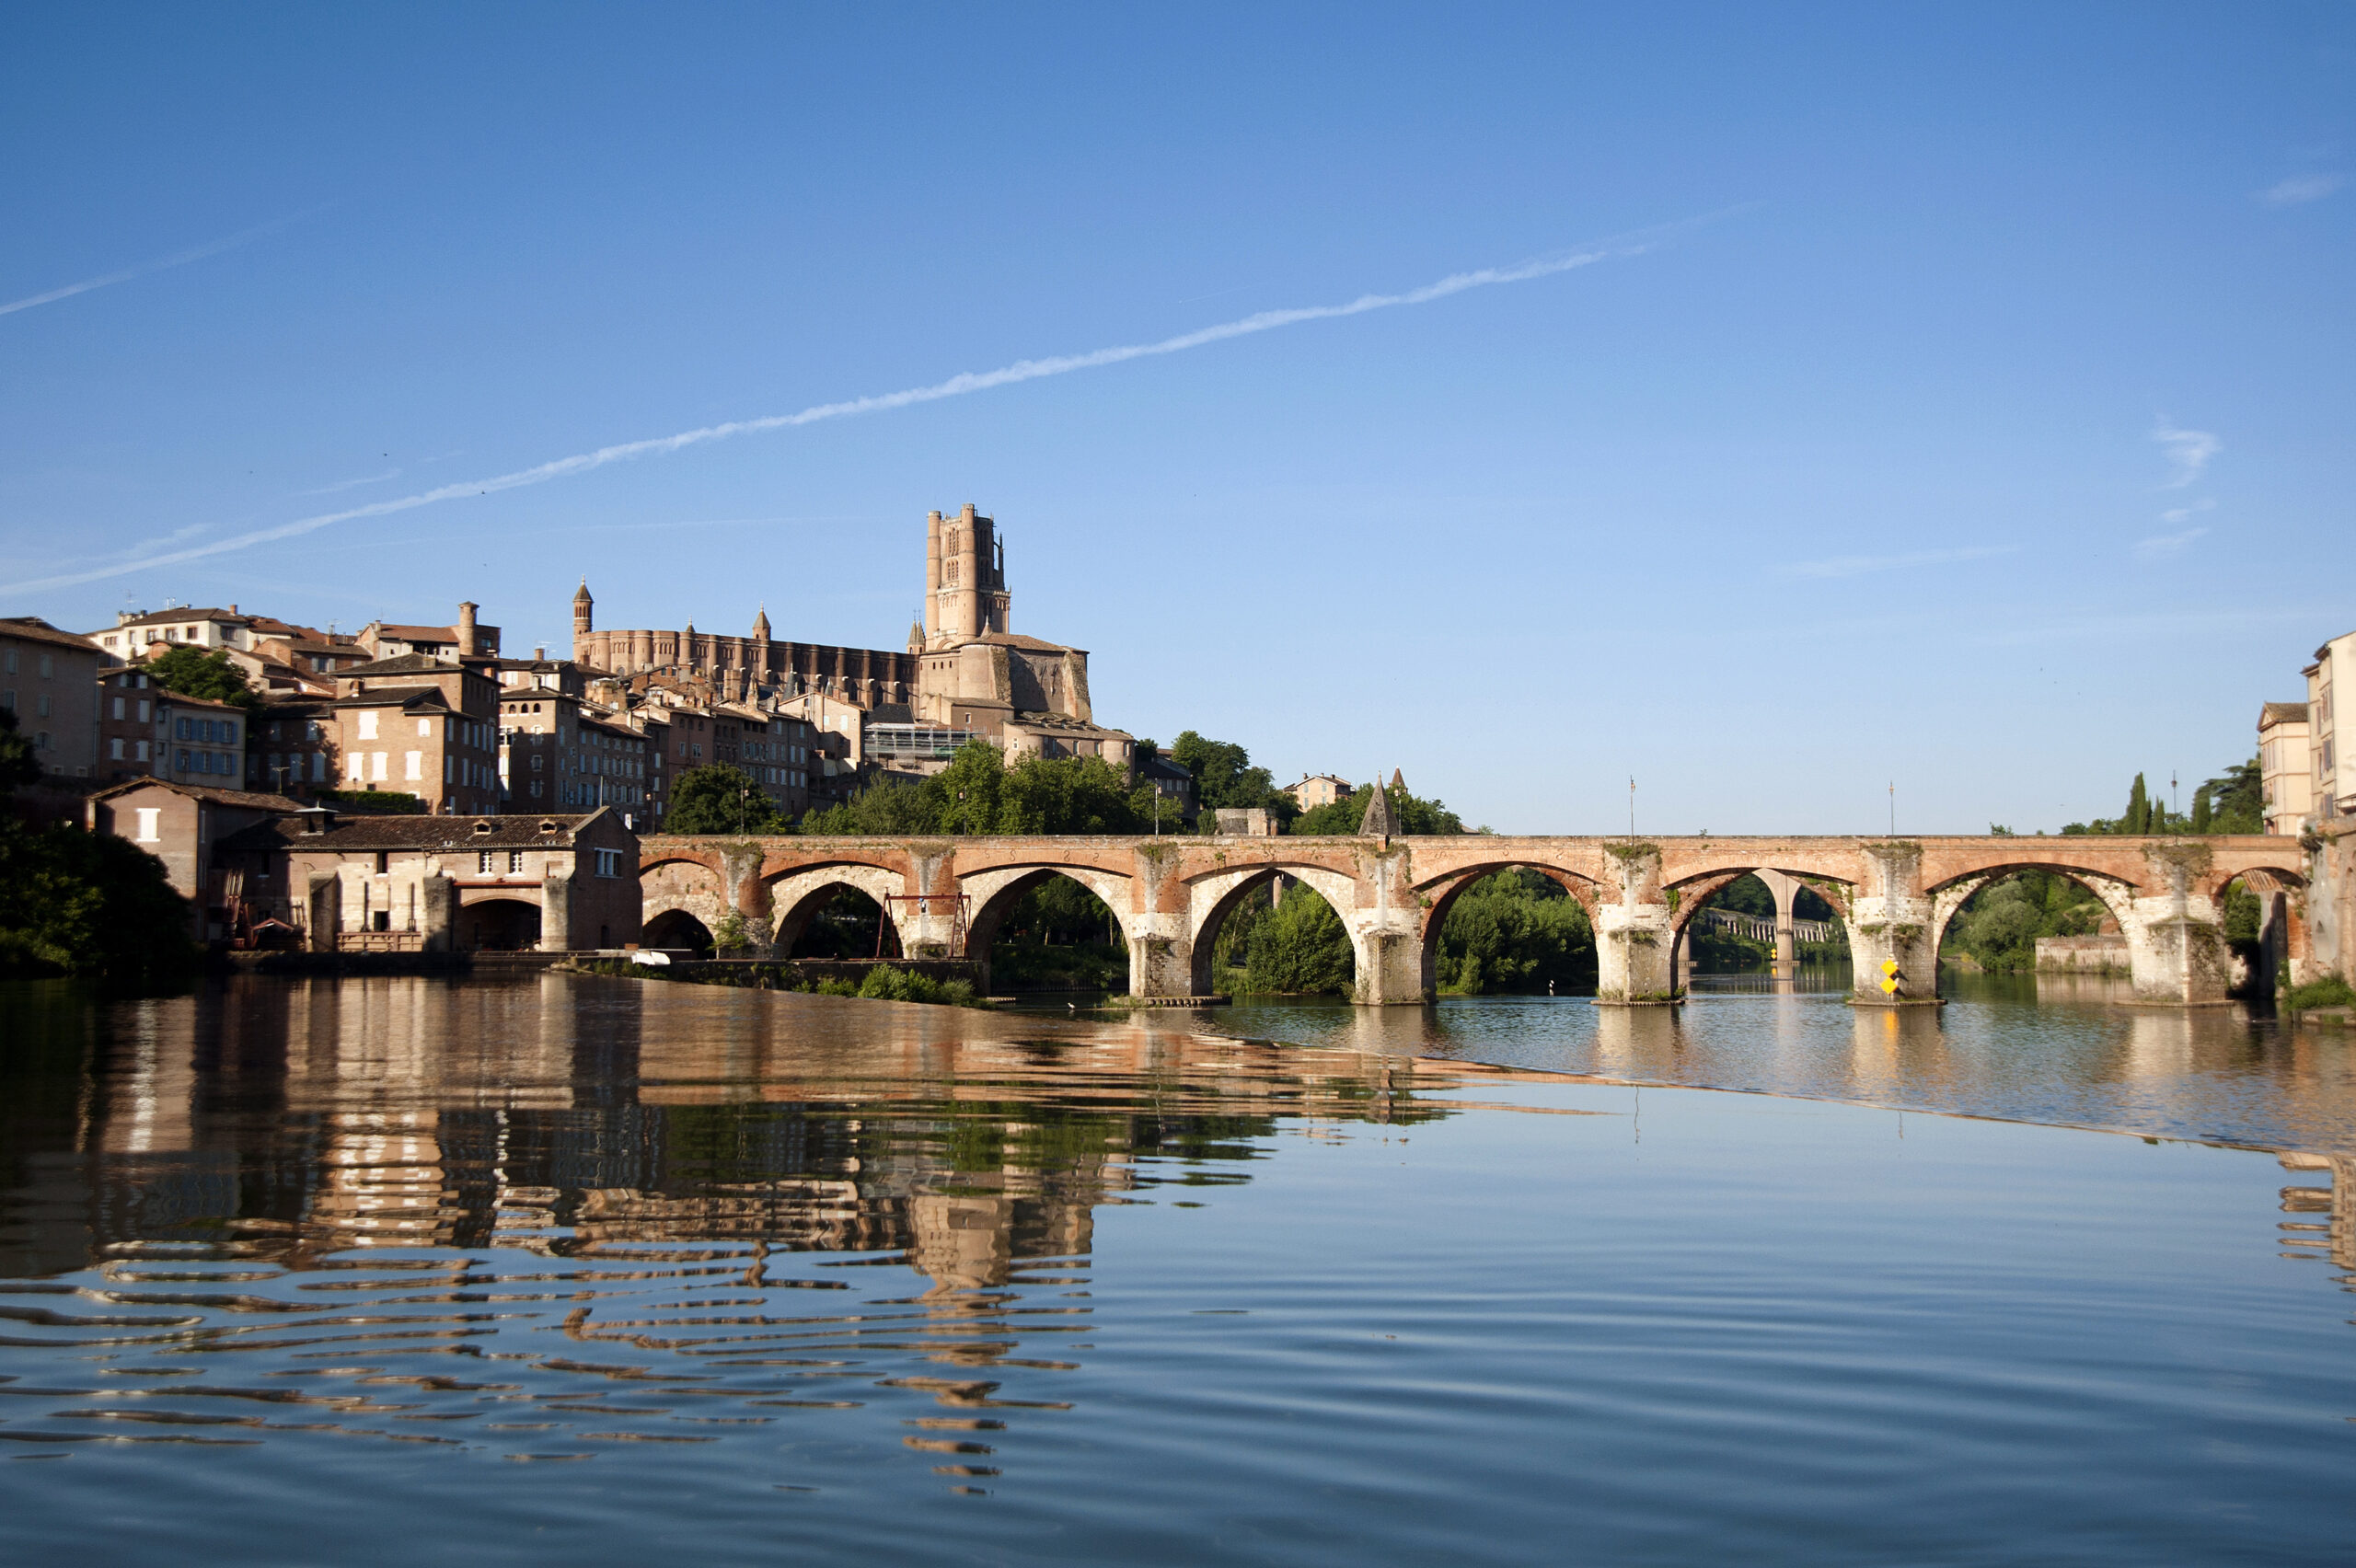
xmin=1170 ymin=731 xmax=1291 ymax=821
xmin=802 ymin=743 xmax=1168 ymax=836
xmin=2063 ymin=757 xmax=2260 ymax=836
xmin=1433 ymin=870 xmax=1593 ymax=994
xmin=783 ymin=888 xmax=887 ymax=959
xmin=1945 ymin=870 xmax=2108 ymax=972
xmin=1242 ymin=882 xmax=1355 ymax=995
xmin=855 ymin=963 xmax=983 ymax=1008
xmin=2286 ymin=974 xmax=2355 ymax=1010
xmin=0 ymin=706 xmax=198 ymax=986
xmin=315 ymin=788 xmax=423 ymax=814
xmin=142 ymin=645 xmax=260 ymax=710
xmin=1293 ymin=779 xmax=1466 ymax=836
xmin=710 ymin=909 xmax=756 ymax=956
xmin=667 ymin=764 xmax=791 ymax=835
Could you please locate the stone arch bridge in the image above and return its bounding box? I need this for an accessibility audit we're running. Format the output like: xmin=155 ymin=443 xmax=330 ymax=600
xmin=637 ymin=833 xmax=2314 ymax=1008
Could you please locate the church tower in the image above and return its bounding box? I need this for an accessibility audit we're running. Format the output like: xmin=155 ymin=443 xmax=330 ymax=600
xmin=572 ymin=579 xmax=594 ymax=663
xmin=925 ymin=503 xmax=1011 ymax=650
xmin=752 ymin=605 xmax=770 ymax=641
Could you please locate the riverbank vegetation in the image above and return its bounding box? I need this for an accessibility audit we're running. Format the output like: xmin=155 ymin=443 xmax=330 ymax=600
xmin=0 ymin=709 xmax=197 ymax=987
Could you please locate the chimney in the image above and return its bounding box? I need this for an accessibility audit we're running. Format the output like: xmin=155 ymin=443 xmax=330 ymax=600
xmin=457 ymin=601 xmax=479 ymax=656
xmin=229 ymin=604 xmax=239 ymax=615
xmin=534 ymin=645 xmax=546 ymax=661
xmin=296 ymin=804 xmax=337 ymax=836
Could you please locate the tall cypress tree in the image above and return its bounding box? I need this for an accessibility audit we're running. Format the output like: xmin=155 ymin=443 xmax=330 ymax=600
xmin=2124 ymin=773 xmax=2149 ymax=835
xmin=2190 ymin=785 xmax=2212 ymax=834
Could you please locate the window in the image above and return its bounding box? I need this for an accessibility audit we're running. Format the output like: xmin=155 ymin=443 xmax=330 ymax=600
xmin=595 ymin=848 xmax=621 ymax=879
xmin=35 ymin=694 xmax=50 ymax=718
xmin=223 ymin=721 xmax=237 ymax=745
xmin=109 ymin=738 xmax=123 ymax=760
xmin=133 ymin=808 xmax=160 ymax=843
xmin=176 ymin=718 xmax=191 ymax=741
xmin=1 ymin=650 xmax=11 ymax=674
xmin=137 ymin=699 xmax=150 ymax=722
xmin=176 ymin=749 xmax=191 ymax=770
xmin=375 ymin=852 xmax=390 ymax=874
xmin=419 ymin=717 xmax=432 ymax=737
xmin=311 ymin=753 xmax=325 ymax=782
xmin=479 ymin=850 xmax=495 ymax=873
xmin=530 ymin=754 xmax=543 ymax=771
xmin=110 ymin=696 xmax=124 ymax=721
xmin=37 ymin=653 xmax=52 ymax=678
xmin=508 ymin=850 xmax=525 ymax=872
xmin=348 ymin=754 xmax=364 ymax=781
xmin=357 ymin=709 xmax=379 ymax=740
xmin=136 ymin=740 xmax=150 ymax=763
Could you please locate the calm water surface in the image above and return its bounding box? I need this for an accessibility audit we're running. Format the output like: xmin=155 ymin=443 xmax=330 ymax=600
xmin=0 ymin=973 xmax=2350 ymax=1565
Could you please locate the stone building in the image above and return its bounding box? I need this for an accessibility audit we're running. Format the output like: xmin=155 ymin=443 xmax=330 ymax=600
xmin=2305 ymin=628 xmax=2354 ymax=823
xmin=95 ymin=672 xmax=250 ymax=789
xmin=357 ymin=602 xmax=501 ymax=661
xmin=1 ymin=617 xmax=102 ymax=778
xmin=216 ymin=805 xmax=641 ymax=952
xmin=331 ymin=653 xmax=502 ymax=813
xmin=568 ymin=502 xmax=1132 ymax=777
xmin=1285 ymin=774 xmax=1354 ymax=812
xmin=2259 ymin=702 xmax=2314 ymax=836
xmin=87 ymin=778 xmax=304 ymax=940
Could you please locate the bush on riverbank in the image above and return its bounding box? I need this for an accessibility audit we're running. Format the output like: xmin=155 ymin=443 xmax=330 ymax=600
xmin=572 ymin=956 xmax=984 ymax=1008
xmin=0 ymin=707 xmax=198 ymax=989
xmin=2286 ymin=974 xmax=2355 ymax=1011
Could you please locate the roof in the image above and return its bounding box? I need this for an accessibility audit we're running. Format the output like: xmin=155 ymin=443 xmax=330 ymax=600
xmin=1008 ymin=710 xmax=1130 ymax=739
xmin=155 ymin=691 xmax=248 ymax=713
xmin=368 ymin=623 xmax=461 ymax=641
xmin=236 ymin=809 xmax=613 ymax=853
xmin=91 ymin=778 xmax=304 ymax=813
xmin=108 ymin=607 xmax=249 ymax=630
xmin=332 ymin=685 xmax=456 ymax=712
xmin=0 ymin=617 xmax=103 ymax=653
xmin=947 ymin=631 xmax=1081 ymax=654
xmin=2260 ymin=702 xmax=2311 ymax=726
xmin=341 ymin=652 xmax=463 ymax=676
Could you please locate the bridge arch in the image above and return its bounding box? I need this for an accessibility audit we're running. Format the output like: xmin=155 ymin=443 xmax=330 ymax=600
xmin=1186 ymin=862 xmax=1363 ymax=997
xmin=1412 ymin=862 xmax=1601 ymax=997
xmin=1925 ymin=861 xmax=2140 ymax=969
xmin=642 ymin=908 xmax=714 ymax=952
xmin=768 ymin=863 xmax=911 ymax=958
xmin=641 ymin=855 xmax=734 ymax=953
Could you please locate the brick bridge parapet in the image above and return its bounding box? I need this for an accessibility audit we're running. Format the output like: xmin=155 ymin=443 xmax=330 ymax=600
xmin=634 ymin=834 xmax=2313 ymax=1008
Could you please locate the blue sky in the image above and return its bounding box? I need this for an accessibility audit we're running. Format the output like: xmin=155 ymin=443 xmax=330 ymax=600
xmin=3 ymin=4 xmax=2349 ymax=833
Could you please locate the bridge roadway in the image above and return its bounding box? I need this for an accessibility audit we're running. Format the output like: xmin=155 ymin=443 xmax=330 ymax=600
xmin=636 ymin=833 xmax=2314 ymax=1008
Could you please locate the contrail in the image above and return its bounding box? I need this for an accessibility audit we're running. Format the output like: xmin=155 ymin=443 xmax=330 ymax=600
xmin=5 ymin=221 xmax=1703 ymax=594
xmin=0 ymin=213 xmax=310 ymax=318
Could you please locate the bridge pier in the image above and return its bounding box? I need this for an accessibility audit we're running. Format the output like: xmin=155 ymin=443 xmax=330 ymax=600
xmin=1851 ymin=842 xmax=1939 ymax=1006
xmin=2119 ymin=845 xmax=2231 ymax=1005
xmin=1756 ymin=869 xmax=1803 ymax=975
xmin=1595 ymin=845 xmax=1679 ymax=1005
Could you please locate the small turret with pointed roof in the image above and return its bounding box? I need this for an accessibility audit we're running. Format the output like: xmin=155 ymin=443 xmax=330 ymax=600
xmin=1358 ymin=774 xmax=1398 ymax=836
xmin=752 ymin=604 xmax=770 ymax=640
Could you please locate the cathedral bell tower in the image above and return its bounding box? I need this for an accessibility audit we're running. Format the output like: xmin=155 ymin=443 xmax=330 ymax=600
xmin=572 ymin=579 xmax=594 ymax=663
xmin=923 ymin=503 xmax=1011 ymax=650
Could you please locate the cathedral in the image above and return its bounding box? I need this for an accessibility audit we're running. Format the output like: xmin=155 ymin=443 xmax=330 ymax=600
xmin=571 ymin=504 xmax=1132 ymax=769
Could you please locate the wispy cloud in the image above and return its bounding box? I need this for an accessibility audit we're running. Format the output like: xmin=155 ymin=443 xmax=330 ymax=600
xmin=1783 ymin=545 xmax=2017 ymax=581
xmin=0 ymin=212 xmax=312 ymax=319
xmin=2258 ymin=173 xmax=2343 ymax=206
xmin=297 ymin=468 xmax=402 ymax=497
xmin=2151 ymin=421 xmax=2219 ymax=489
xmin=2134 ymin=526 xmax=2208 ymax=561
xmin=1 ymin=214 xmax=1736 ymax=595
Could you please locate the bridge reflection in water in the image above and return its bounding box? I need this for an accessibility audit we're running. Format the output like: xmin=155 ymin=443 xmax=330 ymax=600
xmin=0 ymin=972 xmax=2350 ymax=1561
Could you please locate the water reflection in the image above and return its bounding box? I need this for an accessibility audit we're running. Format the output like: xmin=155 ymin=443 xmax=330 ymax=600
xmin=1194 ymin=970 xmax=2356 ymax=1153
xmin=2 ymin=974 xmax=2353 ymax=1563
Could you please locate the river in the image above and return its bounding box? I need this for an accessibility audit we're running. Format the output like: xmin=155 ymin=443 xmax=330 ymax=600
xmin=0 ymin=972 xmax=2350 ymax=1564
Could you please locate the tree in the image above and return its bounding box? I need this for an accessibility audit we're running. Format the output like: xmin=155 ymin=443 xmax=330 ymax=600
xmin=2123 ymin=773 xmax=2150 ymax=836
xmin=666 ymin=764 xmax=791 ymax=835
xmin=1169 ymin=731 xmax=1296 ymax=828
xmin=1293 ymin=777 xmax=1466 ymax=836
xmin=1243 ymin=881 xmax=1355 ymax=995
xmin=0 ymin=707 xmax=196 ymax=986
xmin=800 ymin=743 xmax=1170 ymax=836
xmin=143 ymin=645 xmax=259 ymax=710
xmin=1433 ymin=870 xmax=1593 ymax=993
